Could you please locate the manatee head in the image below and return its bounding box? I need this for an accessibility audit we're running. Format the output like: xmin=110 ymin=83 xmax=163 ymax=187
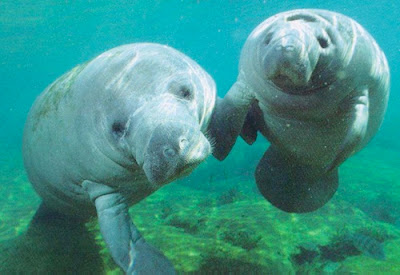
xmin=129 ymin=94 xmax=212 ymax=187
xmin=240 ymin=9 xmax=354 ymax=111
xmin=85 ymin=44 xmax=215 ymax=187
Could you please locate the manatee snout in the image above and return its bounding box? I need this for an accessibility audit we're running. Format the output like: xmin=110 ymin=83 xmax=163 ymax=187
xmin=158 ymin=123 xmax=211 ymax=164
xmin=143 ymin=122 xmax=211 ymax=186
xmin=262 ymin=27 xmax=320 ymax=91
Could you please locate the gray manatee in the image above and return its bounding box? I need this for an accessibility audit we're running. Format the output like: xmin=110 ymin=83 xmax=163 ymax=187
xmin=23 ymin=43 xmax=216 ymax=274
xmin=209 ymin=9 xmax=390 ymax=213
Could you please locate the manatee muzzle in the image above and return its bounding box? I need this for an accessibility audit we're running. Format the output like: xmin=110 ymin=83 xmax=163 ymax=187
xmin=142 ymin=122 xmax=211 ymax=186
xmin=262 ymin=29 xmax=320 ymax=93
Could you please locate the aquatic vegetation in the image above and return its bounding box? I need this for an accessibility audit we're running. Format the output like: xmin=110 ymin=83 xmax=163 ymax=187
xmin=291 ymin=245 xmax=319 ymax=265
xmin=160 ymin=203 xmax=174 ymax=220
xmin=318 ymin=239 xmax=360 ymax=262
xmin=291 ymin=225 xmax=389 ymax=274
xmin=196 ymin=244 xmax=290 ymax=274
xmin=319 ymin=227 xmax=388 ymax=262
xmin=395 ymin=218 xmax=400 ymax=229
xmin=322 ymin=261 xmax=341 ymax=273
xmin=355 ymin=226 xmax=394 ymax=243
xmin=358 ymin=193 xmax=400 ymax=225
xmin=197 ymin=256 xmax=269 ymax=274
xmin=216 ymin=186 xmax=245 ymax=206
xmin=346 ymin=233 xmax=386 ymax=260
xmin=197 ymin=197 xmax=216 ymax=209
xmin=291 ymin=247 xmax=345 ymax=274
xmin=164 ymin=214 xmax=207 ymax=234
xmin=218 ymin=227 xmax=262 ymax=251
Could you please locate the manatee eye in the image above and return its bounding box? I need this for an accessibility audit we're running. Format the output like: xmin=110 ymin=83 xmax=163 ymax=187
xmin=112 ymin=121 xmax=126 ymax=138
xmin=317 ymin=36 xmax=329 ymax=48
xmin=177 ymin=86 xmax=193 ymax=101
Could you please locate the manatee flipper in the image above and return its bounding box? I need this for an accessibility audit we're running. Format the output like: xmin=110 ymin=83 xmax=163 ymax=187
xmin=83 ymin=180 xmax=175 ymax=275
xmin=240 ymin=101 xmax=264 ymax=145
xmin=208 ymin=81 xmax=254 ymax=160
xmin=327 ymin=88 xmax=369 ymax=171
xmin=255 ymin=146 xmax=338 ymax=213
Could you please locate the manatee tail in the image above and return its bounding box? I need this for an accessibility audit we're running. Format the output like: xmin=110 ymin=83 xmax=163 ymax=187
xmin=255 ymin=146 xmax=338 ymax=213
xmin=0 ymin=203 xmax=103 ymax=274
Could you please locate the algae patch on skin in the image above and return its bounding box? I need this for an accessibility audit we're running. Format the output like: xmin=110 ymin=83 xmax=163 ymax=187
xmin=31 ymin=62 xmax=88 ymax=132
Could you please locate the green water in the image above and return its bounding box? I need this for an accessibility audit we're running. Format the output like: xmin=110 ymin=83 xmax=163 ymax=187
xmin=1 ymin=0 xmax=399 ymax=274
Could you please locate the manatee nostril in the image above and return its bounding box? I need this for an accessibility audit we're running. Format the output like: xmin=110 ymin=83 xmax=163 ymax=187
xmin=163 ymin=147 xmax=176 ymax=158
xmin=179 ymin=137 xmax=189 ymax=150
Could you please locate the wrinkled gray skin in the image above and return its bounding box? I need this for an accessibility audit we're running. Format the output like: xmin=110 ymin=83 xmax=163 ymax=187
xmin=209 ymin=9 xmax=390 ymax=213
xmin=23 ymin=43 xmax=216 ymax=274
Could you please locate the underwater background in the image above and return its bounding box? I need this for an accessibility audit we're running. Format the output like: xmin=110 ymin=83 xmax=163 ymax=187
xmin=0 ymin=0 xmax=399 ymax=274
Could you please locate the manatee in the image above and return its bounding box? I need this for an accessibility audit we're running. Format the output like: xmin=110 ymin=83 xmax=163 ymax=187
xmin=23 ymin=43 xmax=216 ymax=274
xmin=209 ymin=9 xmax=390 ymax=213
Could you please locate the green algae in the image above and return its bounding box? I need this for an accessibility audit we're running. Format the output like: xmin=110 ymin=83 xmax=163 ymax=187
xmin=31 ymin=62 xmax=88 ymax=132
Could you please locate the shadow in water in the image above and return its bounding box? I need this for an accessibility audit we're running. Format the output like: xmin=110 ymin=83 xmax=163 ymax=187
xmin=0 ymin=204 xmax=105 ymax=274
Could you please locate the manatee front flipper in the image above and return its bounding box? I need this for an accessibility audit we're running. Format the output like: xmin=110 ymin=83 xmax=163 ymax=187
xmin=327 ymin=88 xmax=369 ymax=172
xmin=83 ymin=181 xmax=175 ymax=275
xmin=240 ymin=101 xmax=264 ymax=145
xmin=208 ymin=81 xmax=255 ymax=160
xmin=255 ymin=146 xmax=338 ymax=213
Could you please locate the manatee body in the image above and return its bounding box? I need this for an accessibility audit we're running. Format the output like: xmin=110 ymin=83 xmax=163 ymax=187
xmin=210 ymin=9 xmax=390 ymax=213
xmin=23 ymin=43 xmax=216 ymax=273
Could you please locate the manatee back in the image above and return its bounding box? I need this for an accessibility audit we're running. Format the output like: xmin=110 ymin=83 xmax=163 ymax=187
xmin=23 ymin=62 xmax=97 ymax=217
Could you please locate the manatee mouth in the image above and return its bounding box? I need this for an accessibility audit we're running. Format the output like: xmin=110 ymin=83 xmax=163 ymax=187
xmin=164 ymin=153 xmax=208 ymax=184
xmin=144 ymin=155 xmax=203 ymax=187
xmin=263 ymin=44 xmax=340 ymax=96
xmin=173 ymin=139 xmax=211 ymax=179
xmin=270 ymin=72 xmax=309 ymax=94
xmin=176 ymin=161 xmax=201 ymax=179
xmin=269 ymin=67 xmax=338 ymax=96
xmin=265 ymin=61 xmax=316 ymax=95
xmin=156 ymin=163 xmax=197 ymax=186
